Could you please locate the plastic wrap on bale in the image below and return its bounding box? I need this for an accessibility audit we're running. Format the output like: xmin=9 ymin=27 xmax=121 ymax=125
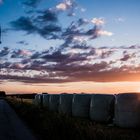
xmin=59 ymin=93 xmax=73 ymax=115
xmin=33 ymin=94 xmax=42 ymax=106
xmin=115 ymin=93 xmax=140 ymax=128
xmin=90 ymin=94 xmax=115 ymax=123
xmin=42 ymin=94 xmax=50 ymax=108
xmin=49 ymin=94 xmax=60 ymax=112
xmin=72 ymin=94 xmax=91 ymax=118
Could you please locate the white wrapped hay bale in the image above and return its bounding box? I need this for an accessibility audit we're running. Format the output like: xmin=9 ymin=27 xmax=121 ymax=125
xmin=59 ymin=94 xmax=73 ymax=115
xmin=49 ymin=94 xmax=60 ymax=112
xmin=72 ymin=94 xmax=91 ymax=118
xmin=42 ymin=94 xmax=50 ymax=108
xmin=34 ymin=94 xmax=42 ymax=106
xmin=115 ymin=93 xmax=140 ymax=128
xmin=90 ymin=94 xmax=115 ymax=123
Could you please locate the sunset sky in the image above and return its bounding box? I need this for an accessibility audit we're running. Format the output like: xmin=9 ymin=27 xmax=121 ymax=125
xmin=0 ymin=0 xmax=140 ymax=94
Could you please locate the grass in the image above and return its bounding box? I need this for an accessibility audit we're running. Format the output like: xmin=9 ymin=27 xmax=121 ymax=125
xmin=6 ymin=97 xmax=140 ymax=140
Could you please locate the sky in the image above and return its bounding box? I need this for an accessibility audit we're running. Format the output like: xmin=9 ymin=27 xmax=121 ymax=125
xmin=0 ymin=0 xmax=140 ymax=94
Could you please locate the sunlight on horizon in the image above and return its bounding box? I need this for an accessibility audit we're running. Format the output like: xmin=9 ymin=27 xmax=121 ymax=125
xmin=1 ymin=81 xmax=140 ymax=94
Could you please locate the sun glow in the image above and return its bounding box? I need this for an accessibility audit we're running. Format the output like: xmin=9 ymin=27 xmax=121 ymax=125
xmin=1 ymin=81 xmax=140 ymax=94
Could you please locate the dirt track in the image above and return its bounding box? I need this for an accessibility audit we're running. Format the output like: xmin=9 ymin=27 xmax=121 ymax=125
xmin=0 ymin=99 xmax=36 ymax=140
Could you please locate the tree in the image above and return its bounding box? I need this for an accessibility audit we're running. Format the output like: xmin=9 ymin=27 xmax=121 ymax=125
xmin=0 ymin=91 xmax=6 ymax=98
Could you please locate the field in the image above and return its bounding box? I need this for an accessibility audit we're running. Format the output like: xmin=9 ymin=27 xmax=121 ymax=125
xmin=6 ymin=97 xmax=140 ymax=140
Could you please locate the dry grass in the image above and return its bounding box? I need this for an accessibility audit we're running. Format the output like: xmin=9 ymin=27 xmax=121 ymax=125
xmin=6 ymin=98 xmax=140 ymax=140
xmin=7 ymin=97 xmax=33 ymax=104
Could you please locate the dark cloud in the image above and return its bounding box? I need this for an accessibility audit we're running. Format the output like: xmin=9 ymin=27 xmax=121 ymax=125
xmin=0 ymin=47 xmax=10 ymax=57
xmin=21 ymin=59 xmax=31 ymax=64
xmin=1 ymin=63 xmax=140 ymax=83
xmin=10 ymin=9 xmax=61 ymax=39
xmin=100 ymin=50 xmax=114 ymax=59
xmin=36 ymin=10 xmax=58 ymax=22
xmin=23 ymin=0 xmax=42 ymax=7
xmin=10 ymin=17 xmax=37 ymax=34
xmin=0 ymin=62 xmax=11 ymax=69
xmin=38 ymin=24 xmax=61 ymax=39
xmin=0 ymin=27 xmax=140 ymax=84
xmin=31 ymin=52 xmax=41 ymax=59
xmin=11 ymin=49 xmax=31 ymax=58
xmin=128 ymin=45 xmax=140 ymax=49
xmin=120 ymin=51 xmax=136 ymax=61
xmin=41 ymin=50 xmax=70 ymax=62
xmin=86 ymin=25 xmax=100 ymax=39
xmin=77 ymin=18 xmax=89 ymax=26
xmin=120 ymin=54 xmax=131 ymax=61
xmin=1 ymin=0 xmax=140 ymax=85
xmin=10 ymin=0 xmax=108 ymax=43
xmin=60 ymin=19 xmax=106 ymax=50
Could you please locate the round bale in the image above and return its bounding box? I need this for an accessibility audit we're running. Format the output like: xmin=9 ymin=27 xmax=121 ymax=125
xmin=49 ymin=94 xmax=60 ymax=112
xmin=59 ymin=94 xmax=73 ymax=115
xmin=72 ymin=94 xmax=91 ymax=118
xmin=115 ymin=93 xmax=140 ymax=128
xmin=90 ymin=94 xmax=115 ymax=123
xmin=42 ymin=94 xmax=50 ymax=108
xmin=34 ymin=94 xmax=42 ymax=106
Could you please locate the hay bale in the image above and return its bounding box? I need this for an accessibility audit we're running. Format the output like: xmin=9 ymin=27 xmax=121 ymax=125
xmin=72 ymin=94 xmax=91 ymax=118
xmin=42 ymin=94 xmax=50 ymax=108
xmin=49 ymin=94 xmax=60 ymax=112
xmin=90 ymin=94 xmax=115 ymax=123
xmin=59 ymin=94 xmax=73 ymax=115
xmin=33 ymin=94 xmax=42 ymax=106
xmin=115 ymin=93 xmax=140 ymax=128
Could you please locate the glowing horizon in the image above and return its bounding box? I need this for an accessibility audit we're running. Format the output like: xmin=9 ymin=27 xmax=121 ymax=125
xmin=1 ymin=81 xmax=140 ymax=94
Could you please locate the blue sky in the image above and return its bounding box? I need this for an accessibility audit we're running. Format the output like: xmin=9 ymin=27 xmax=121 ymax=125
xmin=0 ymin=0 xmax=140 ymax=94
xmin=1 ymin=0 xmax=140 ymax=50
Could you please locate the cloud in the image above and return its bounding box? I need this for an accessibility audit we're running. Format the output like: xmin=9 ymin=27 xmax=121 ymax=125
xmin=10 ymin=17 xmax=37 ymax=33
xmin=0 ymin=45 xmax=140 ymax=84
xmin=10 ymin=0 xmax=113 ymax=44
xmin=22 ymin=0 xmax=77 ymax=17
xmin=97 ymin=30 xmax=113 ymax=36
xmin=41 ymin=50 xmax=70 ymax=62
xmin=120 ymin=51 xmax=136 ymax=61
xmin=77 ymin=18 xmax=89 ymax=26
xmin=60 ymin=18 xmax=113 ymax=49
xmin=73 ymin=36 xmax=88 ymax=43
xmin=10 ymin=63 xmax=25 ymax=69
xmin=37 ymin=9 xmax=58 ymax=22
xmin=10 ymin=12 xmax=61 ymax=39
xmin=115 ymin=17 xmax=125 ymax=22
xmin=1 ymin=62 xmax=140 ymax=83
xmin=97 ymin=49 xmax=114 ymax=59
xmin=0 ymin=62 xmax=11 ymax=69
xmin=91 ymin=18 xmax=105 ymax=25
xmin=0 ymin=47 xmax=10 ymax=57
xmin=11 ymin=49 xmax=32 ymax=58
xmin=38 ymin=25 xmax=61 ymax=39
xmin=120 ymin=54 xmax=131 ymax=61
xmin=56 ymin=0 xmax=77 ymax=16
xmin=1 ymin=0 xmax=140 ymax=85
xmin=56 ymin=3 xmax=68 ymax=11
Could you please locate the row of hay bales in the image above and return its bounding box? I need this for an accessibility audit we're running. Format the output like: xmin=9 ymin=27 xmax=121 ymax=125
xmin=34 ymin=93 xmax=140 ymax=128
